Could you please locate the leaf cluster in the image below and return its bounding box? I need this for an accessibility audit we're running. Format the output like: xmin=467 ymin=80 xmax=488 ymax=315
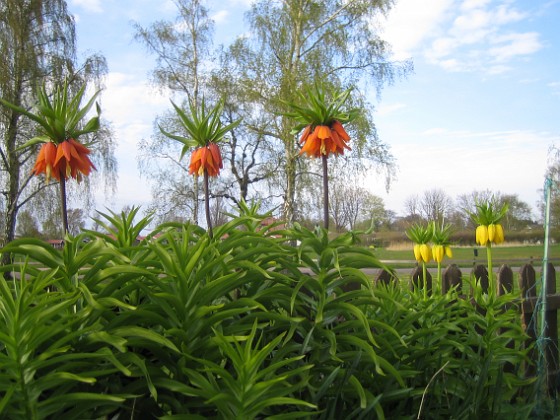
xmin=469 ymin=198 xmax=509 ymax=226
xmin=405 ymin=221 xmax=433 ymax=244
xmin=0 ymin=207 xmax=535 ymax=418
xmin=159 ymin=98 xmax=241 ymax=159
xmin=285 ymin=84 xmax=359 ymax=135
xmin=0 ymin=80 xmax=100 ymax=149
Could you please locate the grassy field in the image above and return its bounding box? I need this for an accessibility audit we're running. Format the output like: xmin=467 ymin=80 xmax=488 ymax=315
xmin=371 ymin=243 xmax=560 ymax=293
xmin=372 ymin=243 xmax=560 ymax=267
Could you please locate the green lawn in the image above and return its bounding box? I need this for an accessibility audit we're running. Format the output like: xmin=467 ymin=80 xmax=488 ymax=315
xmin=372 ymin=243 xmax=560 ymax=267
xmin=372 ymin=243 xmax=560 ymax=294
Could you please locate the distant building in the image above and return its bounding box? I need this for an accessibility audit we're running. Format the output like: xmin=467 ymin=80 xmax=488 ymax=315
xmin=46 ymin=239 xmax=64 ymax=249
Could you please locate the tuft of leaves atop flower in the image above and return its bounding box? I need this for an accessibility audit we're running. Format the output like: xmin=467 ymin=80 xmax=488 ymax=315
xmin=284 ymin=83 xmax=359 ymax=135
xmin=468 ymin=199 xmax=508 ymax=226
xmin=159 ymin=97 xmax=240 ymax=159
xmin=0 ymin=80 xmax=100 ymax=149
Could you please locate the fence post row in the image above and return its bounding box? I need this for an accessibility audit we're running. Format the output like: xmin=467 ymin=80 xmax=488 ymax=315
xmin=373 ymin=262 xmax=559 ymax=388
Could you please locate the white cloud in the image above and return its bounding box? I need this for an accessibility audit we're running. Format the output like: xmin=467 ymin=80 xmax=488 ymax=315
xmin=385 ymin=0 xmax=542 ymax=74
xmin=486 ymin=64 xmax=512 ymax=75
xmin=380 ymin=0 xmax=454 ymax=60
xmin=225 ymin=0 xmax=254 ymax=7
xmin=549 ymin=81 xmax=560 ymax=96
xmin=460 ymin=0 xmax=491 ymax=11
xmin=367 ymin=128 xmax=554 ymax=214
xmin=70 ymin=0 xmax=103 ymax=13
xmin=489 ymin=32 xmax=542 ymax=62
xmin=96 ymin=72 xmax=172 ymax=208
xmin=101 ymin=72 xmax=169 ymax=138
xmin=212 ymin=10 xmax=229 ymax=24
xmin=376 ymin=103 xmax=407 ymax=116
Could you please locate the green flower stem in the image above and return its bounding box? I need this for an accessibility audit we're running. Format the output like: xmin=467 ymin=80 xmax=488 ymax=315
xmin=322 ymin=155 xmax=329 ymax=231
xmin=486 ymin=242 xmax=493 ymax=296
xmin=59 ymin=170 xmax=68 ymax=235
xmin=422 ymin=261 xmax=428 ymax=300
xmin=204 ymin=169 xmax=213 ymax=239
xmin=437 ymin=262 xmax=442 ymax=294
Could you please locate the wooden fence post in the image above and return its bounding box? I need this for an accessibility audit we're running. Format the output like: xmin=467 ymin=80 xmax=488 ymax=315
xmin=375 ymin=269 xmax=396 ymax=287
xmin=410 ymin=266 xmax=432 ymax=294
xmin=497 ymin=264 xmax=513 ymax=295
xmin=471 ymin=264 xmax=489 ymax=294
xmin=498 ymin=264 xmax=514 ymax=372
xmin=519 ymin=264 xmax=537 ymax=377
xmin=442 ymin=264 xmax=462 ymax=294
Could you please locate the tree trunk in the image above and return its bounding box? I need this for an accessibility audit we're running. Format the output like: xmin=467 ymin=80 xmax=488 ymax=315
xmin=283 ymin=150 xmax=297 ymax=226
xmin=1 ymin=112 xmax=21 ymax=270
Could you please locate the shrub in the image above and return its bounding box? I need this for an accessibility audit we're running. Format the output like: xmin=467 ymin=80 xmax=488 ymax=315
xmin=0 ymin=209 xmax=535 ymax=418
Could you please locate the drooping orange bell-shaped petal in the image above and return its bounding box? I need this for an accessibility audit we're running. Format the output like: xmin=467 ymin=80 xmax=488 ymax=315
xmin=205 ymin=147 xmax=218 ymax=176
xmin=33 ymin=142 xmax=59 ymax=182
xmin=299 ymin=125 xmax=312 ymax=144
xmin=208 ymin=143 xmax=223 ymax=175
xmin=189 ymin=147 xmax=203 ymax=175
xmin=69 ymin=138 xmax=92 ymax=156
xmin=316 ymin=125 xmax=331 ymax=140
xmin=300 ymin=129 xmax=320 ymax=157
xmin=332 ymin=120 xmax=350 ymax=141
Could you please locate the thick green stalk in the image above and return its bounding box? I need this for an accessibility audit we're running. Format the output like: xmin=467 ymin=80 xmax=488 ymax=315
xmin=59 ymin=173 xmax=68 ymax=235
xmin=204 ymin=169 xmax=213 ymax=239
xmin=422 ymin=261 xmax=428 ymax=300
xmin=486 ymin=242 xmax=493 ymax=296
xmin=437 ymin=262 xmax=442 ymax=294
xmin=322 ymin=155 xmax=329 ymax=231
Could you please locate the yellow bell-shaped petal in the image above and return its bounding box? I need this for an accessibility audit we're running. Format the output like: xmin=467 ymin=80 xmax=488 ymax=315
xmin=433 ymin=244 xmax=444 ymax=263
xmin=488 ymin=224 xmax=496 ymax=242
xmin=476 ymin=225 xmax=488 ymax=246
xmin=420 ymin=243 xmax=432 ymax=263
xmin=445 ymin=246 xmax=453 ymax=258
xmin=493 ymin=224 xmax=505 ymax=244
xmin=413 ymin=244 xmax=422 ymax=262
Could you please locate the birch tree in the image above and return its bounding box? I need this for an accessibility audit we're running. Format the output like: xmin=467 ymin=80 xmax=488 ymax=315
xmin=0 ymin=0 xmax=115 ymax=265
xmin=135 ymin=0 xmax=213 ymax=224
xmin=233 ymin=0 xmax=408 ymax=224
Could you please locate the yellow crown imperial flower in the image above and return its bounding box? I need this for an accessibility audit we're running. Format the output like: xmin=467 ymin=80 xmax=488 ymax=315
xmin=445 ymin=246 xmax=453 ymax=258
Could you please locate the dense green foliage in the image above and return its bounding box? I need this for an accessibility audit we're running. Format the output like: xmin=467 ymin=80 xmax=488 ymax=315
xmin=0 ymin=207 xmax=537 ymax=418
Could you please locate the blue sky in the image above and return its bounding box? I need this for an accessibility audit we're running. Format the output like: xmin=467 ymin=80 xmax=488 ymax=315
xmin=68 ymin=0 xmax=560 ymax=218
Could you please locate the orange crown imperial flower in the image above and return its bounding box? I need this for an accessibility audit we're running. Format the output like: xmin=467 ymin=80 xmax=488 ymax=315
xmin=33 ymin=139 xmax=96 ymax=182
xmin=188 ymin=142 xmax=223 ymax=177
xmin=299 ymin=120 xmax=351 ymax=158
